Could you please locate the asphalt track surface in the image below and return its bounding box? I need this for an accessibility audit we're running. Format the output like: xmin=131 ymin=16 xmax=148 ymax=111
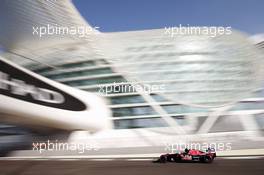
xmin=0 ymin=158 xmax=263 ymax=175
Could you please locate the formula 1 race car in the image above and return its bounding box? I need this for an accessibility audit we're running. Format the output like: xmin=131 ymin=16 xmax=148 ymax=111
xmin=154 ymin=148 xmax=216 ymax=163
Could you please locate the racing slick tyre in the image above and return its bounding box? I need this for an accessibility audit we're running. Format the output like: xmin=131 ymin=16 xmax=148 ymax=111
xmin=201 ymin=156 xmax=213 ymax=163
xmin=172 ymin=154 xmax=182 ymax=162
xmin=159 ymin=155 xmax=167 ymax=163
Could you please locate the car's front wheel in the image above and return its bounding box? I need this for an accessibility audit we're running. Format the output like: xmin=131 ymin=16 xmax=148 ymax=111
xmin=202 ymin=156 xmax=213 ymax=163
xmin=172 ymin=154 xmax=181 ymax=162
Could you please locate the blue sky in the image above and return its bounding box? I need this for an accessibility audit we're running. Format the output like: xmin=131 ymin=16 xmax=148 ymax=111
xmin=73 ymin=0 xmax=263 ymax=34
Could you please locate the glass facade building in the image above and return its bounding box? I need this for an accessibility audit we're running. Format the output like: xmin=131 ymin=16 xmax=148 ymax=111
xmin=5 ymin=29 xmax=262 ymax=132
xmin=0 ymin=0 xmax=263 ymax=135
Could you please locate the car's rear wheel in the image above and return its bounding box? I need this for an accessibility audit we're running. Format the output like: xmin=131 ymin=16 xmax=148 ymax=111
xmin=160 ymin=155 xmax=167 ymax=163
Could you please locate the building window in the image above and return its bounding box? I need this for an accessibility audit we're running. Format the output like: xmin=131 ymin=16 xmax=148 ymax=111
xmin=162 ymin=105 xmax=208 ymax=114
xmin=60 ymin=60 xmax=95 ymax=69
xmin=113 ymin=106 xmax=157 ymax=117
xmin=110 ymin=95 xmax=145 ymax=105
xmin=46 ymin=68 xmax=113 ymax=80
xmin=255 ymin=113 xmax=264 ymax=130
xmin=230 ymin=101 xmax=264 ymax=111
xmin=114 ymin=118 xmax=167 ymax=129
xmin=65 ymin=76 xmax=126 ymax=86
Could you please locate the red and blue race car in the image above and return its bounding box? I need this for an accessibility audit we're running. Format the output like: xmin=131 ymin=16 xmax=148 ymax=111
xmin=154 ymin=148 xmax=216 ymax=163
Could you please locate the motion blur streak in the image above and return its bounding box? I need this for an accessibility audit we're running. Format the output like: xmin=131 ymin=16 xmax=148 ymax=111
xmin=0 ymin=0 xmax=263 ymax=163
xmin=0 ymin=158 xmax=263 ymax=175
